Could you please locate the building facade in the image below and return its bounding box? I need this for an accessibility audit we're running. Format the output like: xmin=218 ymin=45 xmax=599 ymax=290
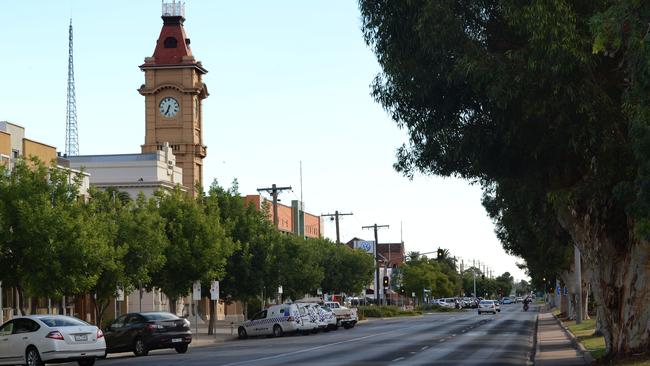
xmin=244 ymin=195 xmax=323 ymax=238
xmin=139 ymin=4 xmax=208 ymax=195
xmin=65 ymin=143 xmax=184 ymax=199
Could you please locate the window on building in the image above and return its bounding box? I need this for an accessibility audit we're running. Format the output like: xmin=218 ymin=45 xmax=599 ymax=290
xmin=12 ymin=150 xmax=19 ymax=159
xmin=164 ymin=37 xmax=178 ymax=48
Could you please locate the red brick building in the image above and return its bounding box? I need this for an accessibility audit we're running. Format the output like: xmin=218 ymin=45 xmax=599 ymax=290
xmin=244 ymin=195 xmax=322 ymax=238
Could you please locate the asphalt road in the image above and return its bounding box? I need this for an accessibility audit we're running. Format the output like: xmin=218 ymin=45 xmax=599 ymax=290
xmin=81 ymin=304 xmax=537 ymax=366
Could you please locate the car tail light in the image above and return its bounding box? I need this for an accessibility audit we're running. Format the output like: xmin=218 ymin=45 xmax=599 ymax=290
xmin=96 ymin=329 xmax=104 ymax=339
xmin=46 ymin=331 xmax=65 ymax=340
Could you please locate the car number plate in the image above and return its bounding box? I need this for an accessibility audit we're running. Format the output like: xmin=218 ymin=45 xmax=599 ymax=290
xmin=74 ymin=335 xmax=88 ymax=342
xmin=172 ymin=338 xmax=183 ymax=343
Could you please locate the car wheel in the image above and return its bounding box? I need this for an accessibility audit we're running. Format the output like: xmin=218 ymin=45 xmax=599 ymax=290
xmin=25 ymin=347 xmax=44 ymax=366
xmin=273 ymin=324 xmax=284 ymax=337
xmin=78 ymin=358 xmax=96 ymax=366
xmin=175 ymin=344 xmax=189 ymax=354
xmin=133 ymin=337 xmax=149 ymax=357
xmin=238 ymin=326 xmax=248 ymax=339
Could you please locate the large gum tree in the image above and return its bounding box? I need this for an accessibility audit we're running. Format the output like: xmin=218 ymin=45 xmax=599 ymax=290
xmin=360 ymin=0 xmax=650 ymax=358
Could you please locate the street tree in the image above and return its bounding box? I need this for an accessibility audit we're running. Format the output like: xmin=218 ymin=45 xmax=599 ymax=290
xmin=0 ymin=157 xmax=108 ymax=314
xmin=151 ymin=187 xmax=231 ymax=313
xmin=360 ymin=0 xmax=650 ymax=357
xmin=317 ymin=239 xmax=375 ymax=295
xmin=270 ymin=235 xmax=324 ymax=302
xmin=86 ymin=189 xmax=169 ymax=325
xmin=208 ymin=180 xmax=276 ymax=317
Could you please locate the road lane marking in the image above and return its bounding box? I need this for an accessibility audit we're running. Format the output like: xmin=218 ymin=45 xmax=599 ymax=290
xmin=421 ymin=346 xmax=429 ymax=351
xmin=392 ymin=357 xmax=405 ymax=362
xmin=439 ymin=339 xmax=445 ymax=342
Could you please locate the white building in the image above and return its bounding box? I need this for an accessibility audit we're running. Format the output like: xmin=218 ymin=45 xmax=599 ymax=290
xmin=64 ymin=143 xmax=184 ymax=199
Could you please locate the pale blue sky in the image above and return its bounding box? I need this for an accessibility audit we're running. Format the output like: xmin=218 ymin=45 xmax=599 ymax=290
xmin=1 ymin=1 xmax=528 ymax=282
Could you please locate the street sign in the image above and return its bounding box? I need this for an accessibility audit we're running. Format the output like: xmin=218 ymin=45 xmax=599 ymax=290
xmin=116 ymin=288 xmax=124 ymax=301
xmin=556 ymin=285 xmax=561 ymax=296
xmin=563 ymin=286 xmax=568 ymax=296
xmin=411 ymin=292 xmax=415 ymax=298
xmin=278 ymin=285 xmax=283 ymax=294
xmin=210 ymin=281 xmax=219 ymax=301
xmin=353 ymin=240 xmax=375 ymax=254
xmin=192 ymin=281 xmax=201 ymax=301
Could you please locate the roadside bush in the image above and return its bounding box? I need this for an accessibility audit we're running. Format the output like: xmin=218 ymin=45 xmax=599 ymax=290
xmin=358 ymin=305 xmax=421 ymax=318
xmin=416 ymin=304 xmax=457 ymax=312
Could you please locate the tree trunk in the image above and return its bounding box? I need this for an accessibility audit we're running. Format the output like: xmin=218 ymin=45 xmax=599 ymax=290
xmin=16 ymin=285 xmax=28 ymax=315
xmin=207 ymin=299 xmax=215 ymax=335
xmin=169 ymin=297 xmax=177 ymax=315
xmin=558 ymin=205 xmax=650 ymax=358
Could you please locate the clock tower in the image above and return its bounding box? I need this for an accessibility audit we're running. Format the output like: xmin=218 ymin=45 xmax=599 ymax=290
xmin=139 ymin=2 xmax=208 ymax=194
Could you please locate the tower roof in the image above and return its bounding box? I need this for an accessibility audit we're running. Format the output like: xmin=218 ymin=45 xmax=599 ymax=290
xmin=140 ymin=2 xmax=207 ymax=74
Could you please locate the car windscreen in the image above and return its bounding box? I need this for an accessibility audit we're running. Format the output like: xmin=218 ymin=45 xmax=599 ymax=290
xmin=40 ymin=317 xmax=89 ymax=327
xmin=142 ymin=312 xmax=179 ymax=321
xmin=479 ymin=301 xmax=492 ymax=305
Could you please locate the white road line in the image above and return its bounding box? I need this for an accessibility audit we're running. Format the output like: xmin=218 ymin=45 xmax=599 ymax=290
xmin=439 ymin=339 xmax=445 ymax=342
xmin=421 ymin=346 xmax=429 ymax=351
xmin=392 ymin=357 xmax=405 ymax=362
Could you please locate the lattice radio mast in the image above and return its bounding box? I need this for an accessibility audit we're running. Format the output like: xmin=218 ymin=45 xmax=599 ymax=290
xmin=65 ymin=19 xmax=79 ymax=156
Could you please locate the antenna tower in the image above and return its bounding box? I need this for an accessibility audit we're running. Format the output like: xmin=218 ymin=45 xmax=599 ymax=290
xmin=65 ymin=19 xmax=79 ymax=156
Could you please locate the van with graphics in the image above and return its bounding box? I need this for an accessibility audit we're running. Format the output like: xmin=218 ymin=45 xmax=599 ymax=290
xmin=238 ymin=304 xmax=303 ymax=339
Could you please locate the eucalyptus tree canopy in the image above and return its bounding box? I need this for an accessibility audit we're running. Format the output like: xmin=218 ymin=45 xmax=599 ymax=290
xmin=360 ymin=0 xmax=650 ymax=357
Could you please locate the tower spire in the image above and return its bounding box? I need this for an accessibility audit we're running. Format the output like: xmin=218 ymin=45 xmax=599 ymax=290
xmin=65 ymin=18 xmax=79 ymax=156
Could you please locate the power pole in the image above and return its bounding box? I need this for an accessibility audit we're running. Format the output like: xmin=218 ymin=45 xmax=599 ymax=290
xmin=362 ymin=223 xmax=389 ymax=305
xmin=321 ymin=210 xmax=353 ymax=243
xmin=257 ymin=184 xmax=292 ymax=228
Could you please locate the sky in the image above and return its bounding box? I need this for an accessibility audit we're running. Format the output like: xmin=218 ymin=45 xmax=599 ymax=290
xmin=0 ymin=1 xmax=529 ymax=282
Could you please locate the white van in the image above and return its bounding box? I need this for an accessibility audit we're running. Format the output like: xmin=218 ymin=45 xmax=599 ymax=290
xmin=296 ymin=303 xmax=320 ymax=334
xmin=238 ymin=304 xmax=303 ymax=339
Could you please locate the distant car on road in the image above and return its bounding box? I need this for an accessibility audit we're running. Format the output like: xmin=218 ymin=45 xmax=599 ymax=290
xmin=501 ymin=297 xmax=512 ymax=305
xmin=104 ymin=312 xmax=191 ymax=357
xmin=478 ymin=300 xmax=497 ymax=315
xmin=0 ymin=315 xmax=105 ymax=366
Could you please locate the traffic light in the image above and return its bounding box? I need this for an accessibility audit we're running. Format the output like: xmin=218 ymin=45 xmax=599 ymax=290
xmin=400 ymin=287 xmax=405 ymax=294
xmin=437 ymin=248 xmax=444 ymax=259
xmin=383 ymin=276 xmax=389 ymax=288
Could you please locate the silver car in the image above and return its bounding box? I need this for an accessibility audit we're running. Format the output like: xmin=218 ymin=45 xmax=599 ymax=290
xmin=478 ymin=300 xmax=497 ymax=315
xmin=0 ymin=315 xmax=106 ymax=366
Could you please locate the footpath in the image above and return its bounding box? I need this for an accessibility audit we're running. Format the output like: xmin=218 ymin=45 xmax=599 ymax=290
xmin=188 ymin=321 xmax=239 ymax=347
xmin=535 ymin=307 xmax=592 ymax=366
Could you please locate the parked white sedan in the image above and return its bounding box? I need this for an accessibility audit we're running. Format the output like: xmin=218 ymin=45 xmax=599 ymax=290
xmin=0 ymin=315 xmax=105 ymax=366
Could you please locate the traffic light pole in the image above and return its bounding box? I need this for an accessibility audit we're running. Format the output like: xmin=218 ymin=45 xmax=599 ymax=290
xmin=362 ymin=223 xmax=389 ymax=305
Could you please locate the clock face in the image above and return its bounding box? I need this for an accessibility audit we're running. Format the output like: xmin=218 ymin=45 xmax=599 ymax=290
xmin=159 ymin=97 xmax=179 ymax=118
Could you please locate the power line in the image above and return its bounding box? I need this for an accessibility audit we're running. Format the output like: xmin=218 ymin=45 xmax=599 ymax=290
xmin=321 ymin=211 xmax=353 ymax=244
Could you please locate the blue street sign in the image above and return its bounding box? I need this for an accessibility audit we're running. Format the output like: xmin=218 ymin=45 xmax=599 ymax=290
xmin=556 ymin=285 xmax=561 ymax=295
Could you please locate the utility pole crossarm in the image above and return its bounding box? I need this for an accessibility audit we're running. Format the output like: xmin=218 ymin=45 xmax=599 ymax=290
xmin=257 ymin=184 xmax=292 ymax=228
xmin=322 ymin=210 xmax=353 ymax=244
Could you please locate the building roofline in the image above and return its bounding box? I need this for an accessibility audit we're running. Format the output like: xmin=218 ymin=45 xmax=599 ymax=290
xmin=22 ymin=138 xmax=57 ymax=150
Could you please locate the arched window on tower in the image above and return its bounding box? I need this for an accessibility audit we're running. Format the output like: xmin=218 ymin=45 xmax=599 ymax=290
xmin=164 ymin=37 xmax=178 ymax=48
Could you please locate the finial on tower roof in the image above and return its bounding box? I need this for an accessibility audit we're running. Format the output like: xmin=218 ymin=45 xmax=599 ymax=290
xmin=162 ymin=0 xmax=185 ymax=18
